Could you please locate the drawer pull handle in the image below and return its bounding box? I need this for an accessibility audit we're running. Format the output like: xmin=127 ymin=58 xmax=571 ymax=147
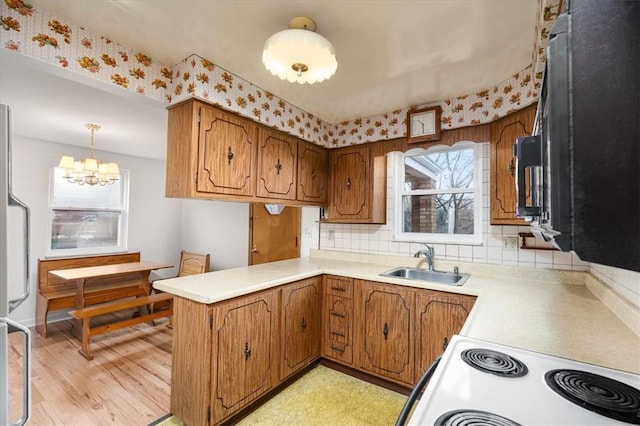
xmin=244 ymin=342 xmax=251 ymax=360
xmin=330 ymin=286 xmax=346 ymax=292
xmin=301 ymin=316 xmax=307 ymax=330
xmin=331 ymin=345 xmax=345 ymax=354
xmin=383 ymin=322 xmax=389 ymax=340
xmin=330 ymin=331 xmax=346 ymax=337
xmin=330 ymin=312 xmax=346 ymax=318
xmin=275 ymin=158 xmax=282 ymax=174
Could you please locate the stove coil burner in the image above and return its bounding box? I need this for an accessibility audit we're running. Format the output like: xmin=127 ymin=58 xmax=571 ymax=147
xmin=545 ymin=369 xmax=640 ymax=424
xmin=435 ymin=409 xmax=522 ymax=426
xmin=460 ymin=348 xmax=528 ymax=378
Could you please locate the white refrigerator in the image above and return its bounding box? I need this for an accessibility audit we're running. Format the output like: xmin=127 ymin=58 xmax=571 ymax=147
xmin=0 ymin=103 xmax=31 ymax=425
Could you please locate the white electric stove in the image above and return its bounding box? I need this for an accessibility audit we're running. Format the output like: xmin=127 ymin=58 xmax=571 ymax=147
xmin=407 ymin=335 xmax=640 ymax=425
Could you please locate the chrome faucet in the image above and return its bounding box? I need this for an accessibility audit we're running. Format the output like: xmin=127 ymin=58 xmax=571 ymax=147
xmin=413 ymin=243 xmax=435 ymax=271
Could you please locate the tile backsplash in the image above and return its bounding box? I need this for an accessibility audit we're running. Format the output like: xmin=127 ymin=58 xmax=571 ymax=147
xmin=319 ymin=143 xmax=590 ymax=272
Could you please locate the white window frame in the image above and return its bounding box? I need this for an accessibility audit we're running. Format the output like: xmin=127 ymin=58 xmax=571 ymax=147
xmin=46 ymin=166 xmax=130 ymax=258
xmin=393 ymin=141 xmax=483 ymax=245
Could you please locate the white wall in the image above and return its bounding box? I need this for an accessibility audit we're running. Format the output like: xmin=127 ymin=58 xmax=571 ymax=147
xmin=7 ymin=136 xmax=182 ymax=326
xmin=179 ymin=199 xmax=250 ymax=271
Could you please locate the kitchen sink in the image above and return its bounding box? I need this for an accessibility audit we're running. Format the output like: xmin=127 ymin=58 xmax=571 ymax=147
xmin=379 ymin=267 xmax=470 ymax=286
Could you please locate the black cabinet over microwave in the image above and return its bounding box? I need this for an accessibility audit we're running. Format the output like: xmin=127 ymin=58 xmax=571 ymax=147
xmin=515 ymin=0 xmax=639 ymax=272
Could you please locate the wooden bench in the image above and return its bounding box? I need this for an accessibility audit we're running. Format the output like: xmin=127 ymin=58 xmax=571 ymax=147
xmin=36 ymin=252 xmax=146 ymax=337
xmin=69 ymin=292 xmax=173 ymax=360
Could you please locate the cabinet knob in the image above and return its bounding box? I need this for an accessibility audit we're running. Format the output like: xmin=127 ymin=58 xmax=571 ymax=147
xmin=244 ymin=342 xmax=251 ymax=360
xmin=346 ymin=177 xmax=351 ymax=189
xmin=301 ymin=316 xmax=307 ymax=331
xmin=383 ymin=322 xmax=389 ymax=340
xmin=275 ymin=158 xmax=282 ymax=175
xmin=442 ymin=336 xmax=449 ymax=351
xmin=227 ymin=146 xmax=234 ymax=165
xmin=508 ymin=159 xmax=515 ymax=176
xmin=311 ymin=169 xmax=316 ymax=180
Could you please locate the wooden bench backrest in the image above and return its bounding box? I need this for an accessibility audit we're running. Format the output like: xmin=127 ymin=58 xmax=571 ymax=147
xmin=38 ymin=252 xmax=141 ymax=295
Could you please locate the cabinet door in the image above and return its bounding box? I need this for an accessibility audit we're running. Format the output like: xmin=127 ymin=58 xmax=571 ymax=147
xmin=211 ymin=289 xmax=278 ymax=424
xmin=415 ymin=291 xmax=475 ymax=380
xmin=280 ymin=277 xmax=321 ymax=379
xmin=357 ymin=280 xmax=415 ymax=385
xmin=197 ymin=105 xmax=258 ymax=196
xmin=297 ymin=141 xmax=328 ymax=204
xmin=256 ymin=129 xmax=297 ymax=200
xmin=489 ymin=105 xmax=535 ymax=225
xmin=328 ymin=146 xmax=370 ymax=220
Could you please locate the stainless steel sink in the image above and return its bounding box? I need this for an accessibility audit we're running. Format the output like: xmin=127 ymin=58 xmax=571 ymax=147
xmin=380 ymin=267 xmax=470 ymax=286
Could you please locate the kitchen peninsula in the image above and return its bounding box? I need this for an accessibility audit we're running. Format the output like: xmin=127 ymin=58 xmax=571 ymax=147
xmin=154 ymin=249 xmax=640 ymax=425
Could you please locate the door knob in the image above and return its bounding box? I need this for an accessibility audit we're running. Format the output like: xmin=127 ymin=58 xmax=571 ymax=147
xmin=251 ymin=245 xmax=258 ymax=253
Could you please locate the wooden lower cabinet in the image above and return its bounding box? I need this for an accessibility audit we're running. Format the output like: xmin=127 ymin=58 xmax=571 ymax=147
xmin=414 ymin=291 xmax=476 ymax=381
xmin=170 ymin=275 xmax=476 ymax=425
xmin=170 ymin=290 xmax=280 ymax=426
xmin=355 ymin=280 xmax=415 ymax=385
xmin=280 ymin=277 xmax=322 ymax=380
xmin=322 ymin=275 xmax=354 ymax=365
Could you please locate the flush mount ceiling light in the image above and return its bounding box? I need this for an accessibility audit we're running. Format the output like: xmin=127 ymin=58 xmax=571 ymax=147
xmin=262 ymin=16 xmax=338 ymax=84
xmin=57 ymin=124 xmax=120 ymax=186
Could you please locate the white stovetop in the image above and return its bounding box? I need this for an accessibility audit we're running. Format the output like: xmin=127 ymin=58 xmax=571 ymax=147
xmin=409 ymin=335 xmax=640 ymax=425
xmin=153 ymin=250 xmax=640 ymax=374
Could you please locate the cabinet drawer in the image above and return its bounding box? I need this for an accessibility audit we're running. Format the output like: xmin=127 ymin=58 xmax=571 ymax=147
xmin=323 ymin=294 xmax=353 ymax=365
xmin=325 ymin=275 xmax=353 ymax=298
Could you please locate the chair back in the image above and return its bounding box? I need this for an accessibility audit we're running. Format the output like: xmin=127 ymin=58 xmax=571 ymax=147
xmin=177 ymin=250 xmax=210 ymax=277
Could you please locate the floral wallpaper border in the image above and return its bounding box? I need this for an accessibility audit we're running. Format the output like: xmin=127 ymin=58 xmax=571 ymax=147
xmin=1 ymin=0 xmax=561 ymax=148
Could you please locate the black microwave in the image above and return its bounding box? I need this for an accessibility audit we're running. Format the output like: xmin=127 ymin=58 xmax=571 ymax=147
xmin=514 ymin=0 xmax=639 ymax=272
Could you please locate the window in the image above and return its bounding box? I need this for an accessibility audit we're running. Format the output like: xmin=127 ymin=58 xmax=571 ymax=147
xmin=47 ymin=167 xmax=129 ymax=257
xmin=394 ymin=142 xmax=482 ymax=244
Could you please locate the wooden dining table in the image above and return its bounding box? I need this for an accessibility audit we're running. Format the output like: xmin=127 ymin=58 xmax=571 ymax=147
xmin=49 ymin=261 xmax=173 ymax=309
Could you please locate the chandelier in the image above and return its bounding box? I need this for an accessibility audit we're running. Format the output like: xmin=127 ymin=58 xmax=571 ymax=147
xmin=262 ymin=16 xmax=337 ymax=84
xmin=57 ymin=124 xmax=120 ymax=186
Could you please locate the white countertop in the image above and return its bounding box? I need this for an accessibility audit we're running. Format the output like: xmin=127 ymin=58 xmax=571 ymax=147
xmin=154 ymin=250 xmax=640 ymax=374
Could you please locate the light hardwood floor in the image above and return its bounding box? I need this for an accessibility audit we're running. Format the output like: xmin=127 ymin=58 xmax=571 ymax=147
xmin=8 ymin=311 xmax=172 ymax=425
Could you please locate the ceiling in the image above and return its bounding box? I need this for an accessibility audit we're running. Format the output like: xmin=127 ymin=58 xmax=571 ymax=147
xmin=0 ymin=0 xmax=539 ymax=160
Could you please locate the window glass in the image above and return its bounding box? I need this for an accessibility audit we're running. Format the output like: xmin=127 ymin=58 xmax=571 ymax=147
xmin=395 ymin=142 xmax=482 ymax=244
xmin=47 ymin=167 xmax=129 ymax=257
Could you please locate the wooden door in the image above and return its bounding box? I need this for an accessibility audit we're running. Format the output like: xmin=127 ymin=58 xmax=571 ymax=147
xmin=256 ymin=129 xmax=297 ymax=200
xmin=328 ymin=145 xmax=370 ymax=220
xmin=356 ymin=280 xmax=415 ymax=385
xmin=280 ymin=277 xmax=322 ymax=379
xmin=489 ymin=105 xmax=535 ymax=225
xmin=415 ymin=291 xmax=476 ymax=381
xmin=211 ymin=290 xmax=278 ymax=423
xmin=297 ymin=141 xmax=328 ymax=204
xmin=197 ymin=105 xmax=258 ymax=196
xmin=249 ymin=203 xmax=300 ymax=265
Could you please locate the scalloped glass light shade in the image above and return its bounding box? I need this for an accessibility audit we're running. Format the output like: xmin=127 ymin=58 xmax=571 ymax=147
xmin=262 ymin=29 xmax=337 ymax=84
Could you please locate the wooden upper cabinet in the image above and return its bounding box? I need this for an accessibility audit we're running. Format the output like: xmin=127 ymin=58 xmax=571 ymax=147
xmin=197 ymin=105 xmax=258 ymax=196
xmin=280 ymin=277 xmax=322 ymax=380
xmin=165 ymin=99 xmax=258 ymax=199
xmin=414 ymin=291 xmax=476 ymax=381
xmin=489 ymin=105 xmax=536 ymax=225
xmin=297 ymin=141 xmax=328 ymax=205
xmin=327 ymin=145 xmax=386 ymax=223
xmin=355 ymin=280 xmax=415 ymax=385
xmin=256 ymin=129 xmax=297 ymax=200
